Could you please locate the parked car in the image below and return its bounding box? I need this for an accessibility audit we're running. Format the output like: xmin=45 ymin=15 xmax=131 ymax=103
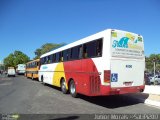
xmin=149 ymin=75 xmax=160 ymax=85
xmin=145 ymin=76 xmax=151 ymax=85
xmin=7 ymin=67 xmax=16 ymax=77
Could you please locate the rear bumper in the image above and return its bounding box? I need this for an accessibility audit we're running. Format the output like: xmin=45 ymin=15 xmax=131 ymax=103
xmin=109 ymin=85 xmax=145 ymax=95
xmin=86 ymin=85 xmax=145 ymax=96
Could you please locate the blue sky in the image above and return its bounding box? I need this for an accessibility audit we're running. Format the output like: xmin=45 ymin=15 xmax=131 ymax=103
xmin=0 ymin=0 xmax=160 ymax=62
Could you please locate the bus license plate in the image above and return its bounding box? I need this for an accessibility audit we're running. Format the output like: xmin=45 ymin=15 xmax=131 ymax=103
xmin=124 ymin=82 xmax=132 ymax=86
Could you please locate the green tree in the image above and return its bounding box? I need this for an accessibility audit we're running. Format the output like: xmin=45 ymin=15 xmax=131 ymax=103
xmin=3 ymin=51 xmax=30 ymax=68
xmin=145 ymin=54 xmax=160 ymax=73
xmin=34 ymin=43 xmax=65 ymax=59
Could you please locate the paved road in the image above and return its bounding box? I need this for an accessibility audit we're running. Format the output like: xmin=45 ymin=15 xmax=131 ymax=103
xmin=0 ymin=75 xmax=160 ymax=115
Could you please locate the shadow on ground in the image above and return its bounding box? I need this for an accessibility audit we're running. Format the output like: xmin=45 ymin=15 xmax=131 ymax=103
xmin=78 ymin=93 xmax=149 ymax=109
xmin=44 ymin=83 xmax=149 ymax=109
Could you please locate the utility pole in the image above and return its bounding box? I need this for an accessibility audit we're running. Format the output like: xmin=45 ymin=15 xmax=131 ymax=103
xmin=153 ymin=58 xmax=156 ymax=85
xmin=154 ymin=61 xmax=155 ymax=81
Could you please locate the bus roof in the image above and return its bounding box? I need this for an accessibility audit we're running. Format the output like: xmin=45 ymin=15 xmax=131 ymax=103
xmin=8 ymin=67 xmax=14 ymax=69
xmin=26 ymin=59 xmax=40 ymax=64
xmin=17 ymin=64 xmax=25 ymax=66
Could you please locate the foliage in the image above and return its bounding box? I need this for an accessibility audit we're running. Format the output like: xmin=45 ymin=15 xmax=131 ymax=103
xmin=145 ymin=54 xmax=160 ymax=73
xmin=34 ymin=43 xmax=65 ymax=59
xmin=3 ymin=51 xmax=30 ymax=68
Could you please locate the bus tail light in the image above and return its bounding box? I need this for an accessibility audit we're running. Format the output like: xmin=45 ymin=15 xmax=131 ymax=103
xmin=144 ymin=71 xmax=146 ymax=85
xmin=104 ymin=70 xmax=110 ymax=83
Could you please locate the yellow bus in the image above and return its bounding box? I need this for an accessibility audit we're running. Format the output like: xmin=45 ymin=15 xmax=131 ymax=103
xmin=25 ymin=59 xmax=40 ymax=80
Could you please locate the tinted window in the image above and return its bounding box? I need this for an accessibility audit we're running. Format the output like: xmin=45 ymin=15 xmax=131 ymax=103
xmin=87 ymin=41 xmax=96 ymax=58
xmin=50 ymin=55 xmax=53 ymax=63
xmin=61 ymin=51 xmax=63 ymax=61
xmin=96 ymin=39 xmax=103 ymax=56
xmin=40 ymin=58 xmax=43 ymax=65
xmin=56 ymin=53 xmax=60 ymax=62
xmin=39 ymin=38 xmax=103 ymax=63
xmin=83 ymin=38 xmax=103 ymax=58
xmin=63 ymin=49 xmax=69 ymax=61
xmin=70 ymin=45 xmax=82 ymax=60
xmin=53 ymin=54 xmax=56 ymax=63
xmin=36 ymin=62 xmax=39 ymax=66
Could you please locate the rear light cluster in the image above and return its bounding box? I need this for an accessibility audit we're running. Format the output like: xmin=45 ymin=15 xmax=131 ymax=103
xmin=144 ymin=71 xmax=146 ymax=85
xmin=104 ymin=70 xmax=110 ymax=83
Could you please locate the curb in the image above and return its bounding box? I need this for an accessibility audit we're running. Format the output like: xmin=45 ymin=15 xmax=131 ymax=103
xmin=144 ymin=98 xmax=160 ymax=107
xmin=133 ymin=94 xmax=160 ymax=108
xmin=125 ymin=93 xmax=160 ymax=108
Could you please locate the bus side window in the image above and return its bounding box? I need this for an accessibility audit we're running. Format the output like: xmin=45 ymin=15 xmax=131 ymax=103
xmin=63 ymin=49 xmax=69 ymax=61
xmin=41 ymin=58 xmax=44 ymax=65
xmin=44 ymin=57 xmax=47 ymax=64
xmin=53 ymin=54 xmax=56 ymax=63
xmin=32 ymin=62 xmax=34 ymax=68
xmin=56 ymin=53 xmax=59 ymax=62
xmin=96 ymin=39 xmax=102 ymax=57
xmin=50 ymin=55 xmax=53 ymax=63
xmin=61 ymin=51 xmax=63 ymax=62
xmin=68 ymin=49 xmax=72 ymax=60
xmin=47 ymin=56 xmax=50 ymax=64
xmin=57 ymin=52 xmax=63 ymax=62
xmin=31 ymin=62 xmax=33 ymax=68
xmin=37 ymin=62 xmax=39 ymax=66
xmin=79 ymin=46 xmax=83 ymax=59
xmin=87 ymin=41 xmax=96 ymax=58
xmin=83 ymin=44 xmax=87 ymax=58
xmin=70 ymin=47 xmax=79 ymax=60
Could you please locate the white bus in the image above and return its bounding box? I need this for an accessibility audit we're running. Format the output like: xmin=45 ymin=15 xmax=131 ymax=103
xmin=16 ymin=64 xmax=26 ymax=75
xmin=39 ymin=29 xmax=145 ymax=97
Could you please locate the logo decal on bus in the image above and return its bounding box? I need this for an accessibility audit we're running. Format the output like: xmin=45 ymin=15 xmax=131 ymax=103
xmin=42 ymin=66 xmax=48 ymax=69
xmin=111 ymin=73 xmax=118 ymax=82
xmin=112 ymin=33 xmax=143 ymax=50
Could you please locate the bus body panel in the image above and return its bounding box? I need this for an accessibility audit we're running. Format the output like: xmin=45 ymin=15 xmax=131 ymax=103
xmin=110 ymin=30 xmax=145 ymax=90
xmin=64 ymin=59 xmax=101 ymax=96
xmin=110 ymin=59 xmax=144 ymax=88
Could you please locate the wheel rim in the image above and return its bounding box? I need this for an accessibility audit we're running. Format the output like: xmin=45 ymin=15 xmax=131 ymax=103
xmin=70 ymin=82 xmax=75 ymax=94
xmin=155 ymin=81 xmax=158 ymax=85
xmin=62 ymin=82 xmax=66 ymax=91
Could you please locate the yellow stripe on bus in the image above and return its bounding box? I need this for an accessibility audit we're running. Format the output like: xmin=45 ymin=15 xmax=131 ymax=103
xmin=52 ymin=62 xmax=68 ymax=89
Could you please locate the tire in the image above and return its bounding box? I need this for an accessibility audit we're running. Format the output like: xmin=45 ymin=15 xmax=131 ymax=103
xmin=155 ymin=81 xmax=158 ymax=85
xmin=41 ymin=76 xmax=45 ymax=85
xmin=61 ymin=79 xmax=67 ymax=94
xmin=26 ymin=74 xmax=29 ymax=79
xmin=31 ymin=74 xmax=34 ymax=80
xmin=69 ymin=80 xmax=77 ymax=98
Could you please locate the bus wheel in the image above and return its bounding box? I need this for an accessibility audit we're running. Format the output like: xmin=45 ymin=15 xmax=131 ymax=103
xmin=155 ymin=81 xmax=158 ymax=85
xmin=69 ymin=80 xmax=77 ymax=98
xmin=61 ymin=79 xmax=67 ymax=94
xmin=26 ymin=74 xmax=29 ymax=79
xmin=31 ymin=74 xmax=34 ymax=80
xmin=41 ymin=76 xmax=45 ymax=85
